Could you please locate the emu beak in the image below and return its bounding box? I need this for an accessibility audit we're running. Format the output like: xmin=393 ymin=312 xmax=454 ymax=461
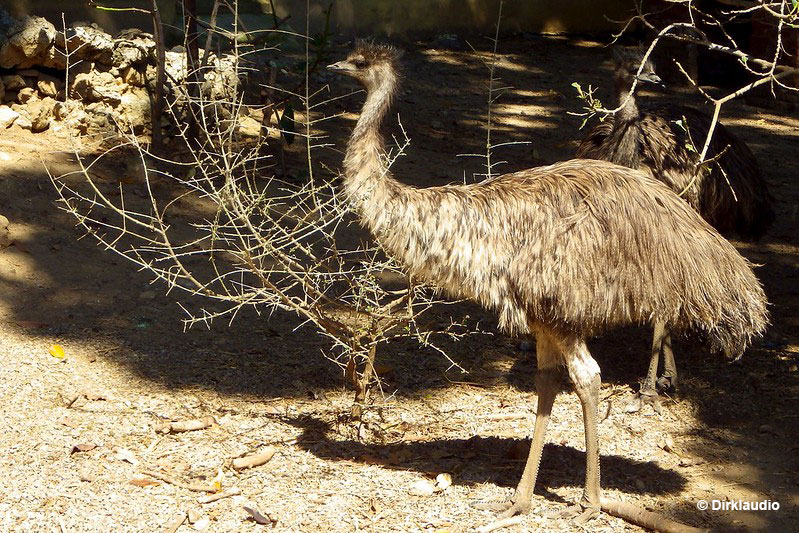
xmin=637 ymin=72 xmax=663 ymax=87
xmin=327 ymin=61 xmax=355 ymax=72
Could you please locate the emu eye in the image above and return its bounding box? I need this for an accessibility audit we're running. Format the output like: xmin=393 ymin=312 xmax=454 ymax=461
xmin=354 ymin=59 xmax=368 ymax=69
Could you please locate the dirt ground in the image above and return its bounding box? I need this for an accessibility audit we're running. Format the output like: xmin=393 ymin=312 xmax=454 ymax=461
xmin=1 ymin=34 xmax=798 ymax=532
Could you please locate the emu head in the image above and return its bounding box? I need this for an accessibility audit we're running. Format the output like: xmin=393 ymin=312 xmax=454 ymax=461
xmin=327 ymin=41 xmax=402 ymax=91
xmin=612 ymin=47 xmax=662 ymax=88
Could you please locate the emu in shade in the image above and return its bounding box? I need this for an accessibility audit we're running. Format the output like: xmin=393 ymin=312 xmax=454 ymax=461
xmin=577 ymin=48 xmax=774 ymax=410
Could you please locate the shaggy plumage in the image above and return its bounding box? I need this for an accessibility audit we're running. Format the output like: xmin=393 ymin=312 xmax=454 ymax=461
xmin=577 ymin=49 xmax=775 ymax=240
xmin=576 ymin=49 xmax=774 ymax=401
xmin=329 ymin=42 xmax=768 ymax=527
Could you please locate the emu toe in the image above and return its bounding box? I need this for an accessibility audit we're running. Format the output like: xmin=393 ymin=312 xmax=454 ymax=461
xmin=625 ymin=389 xmax=662 ymax=414
xmin=547 ymin=502 xmax=601 ymax=524
xmin=656 ymin=374 xmax=677 ymax=393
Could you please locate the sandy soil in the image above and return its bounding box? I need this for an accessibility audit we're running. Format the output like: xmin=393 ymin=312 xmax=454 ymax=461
xmin=1 ymin=34 xmax=798 ymax=532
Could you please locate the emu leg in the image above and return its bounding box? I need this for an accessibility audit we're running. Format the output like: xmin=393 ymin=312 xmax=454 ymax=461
xmin=656 ymin=327 xmax=677 ymax=392
xmin=497 ymin=366 xmax=564 ymax=518
xmin=553 ymin=344 xmax=601 ymax=523
xmin=627 ymin=321 xmax=667 ymax=413
xmin=572 ymin=372 xmax=602 ymax=522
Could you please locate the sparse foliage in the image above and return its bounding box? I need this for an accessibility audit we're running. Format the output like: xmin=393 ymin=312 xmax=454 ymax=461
xmin=50 ymin=1 xmax=472 ymax=411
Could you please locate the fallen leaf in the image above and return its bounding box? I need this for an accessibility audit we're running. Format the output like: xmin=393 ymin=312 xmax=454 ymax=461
xmin=368 ymin=497 xmax=381 ymax=514
xmin=187 ymin=509 xmax=203 ymax=523
xmin=15 ymin=320 xmax=48 ymax=329
xmin=60 ymin=416 xmax=80 ymax=428
xmin=345 ymin=356 xmax=357 ymax=386
xmin=71 ymin=443 xmax=97 ymax=454
xmin=49 ymin=344 xmax=66 ymax=359
xmin=114 ymin=447 xmax=139 ymax=465
xmin=11 ymin=241 xmax=30 ymax=253
xmin=84 ymin=391 xmax=107 ymax=401
xmin=129 ymin=478 xmax=160 ymax=487
xmin=243 ymin=506 xmax=276 ymax=525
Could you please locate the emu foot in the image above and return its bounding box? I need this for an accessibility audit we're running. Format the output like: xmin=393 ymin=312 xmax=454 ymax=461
xmin=471 ymin=496 xmax=530 ymax=517
xmin=656 ymin=374 xmax=677 ymax=393
xmin=473 ymin=496 xmax=533 ymax=533
xmin=625 ymin=389 xmax=662 ymax=414
xmin=547 ymin=502 xmax=600 ymax=524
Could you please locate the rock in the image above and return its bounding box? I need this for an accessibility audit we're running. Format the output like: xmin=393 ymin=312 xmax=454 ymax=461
xmin=40 ymin=43 xmax=66 ymax=69
xmin=0 ymin=105 xmax=18 ymax=128
xmin=0 ymin=16 xmax=56 ymax=68
xmin=37 ymin=79 xmax=58 ymax=98
xmin=237 ymin=115 xmax=261 ymax=138
xmin=53 ymin=100 xmax=80 ymax=121
xmin=163 ymin=50 xmax=187 ymax=83
xmin=0 ymin=79 xmax=3 ymax=102
xmin=71 ymin=71 xmax=122 ymax=104
xmin=78 ymin=102 xmax=115 ymax=134
xmin=17 ymin=87 xmax=36 ymax=104
xmin=55 ymin=21 xmax=114 ymax=65
xmin=117 ymin=88 xmax=150 ymax=134
xmin=13 ymin=112 xmax=31 ymax=130
xmin=26 ymin=97 xmax=55 ymax=132
xmin=112 ymin=28 xmax=155 ymax=69
xmin=120 ymin=66 xmax=144 ymax=87
xmin=2 ymin=90 xmax=17 ymax=103
xmin=0 ymin=214 xmax=10 ymax=249
xmin=1 ymin=74 xmax=26 ymax=91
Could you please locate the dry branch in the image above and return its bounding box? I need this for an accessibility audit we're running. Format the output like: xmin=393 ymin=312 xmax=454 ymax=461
xmin=601 ymin=497 xmax=708 ymax=533
xmin=232 ymin=447 xmax=276 ymax=470
xmin=141 ymin=469 xmax=218 ymax=493
xmin=154 ymin=416 xmax=218 ymax=434
xmin=198 ymin=487 xmax=241 ymax=504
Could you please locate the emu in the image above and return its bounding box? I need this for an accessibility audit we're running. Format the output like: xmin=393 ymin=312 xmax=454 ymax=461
xmin=328 ymin=42 xmax=767 ymax=530
xmin=576 ymin=48 xmax=774 ymax=410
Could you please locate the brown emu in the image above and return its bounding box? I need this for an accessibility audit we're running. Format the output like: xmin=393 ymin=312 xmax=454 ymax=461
xmin=328 ymin=42 xmax=767 ymax=529
xmin=576 ymin=49 xmax=775 ymax=408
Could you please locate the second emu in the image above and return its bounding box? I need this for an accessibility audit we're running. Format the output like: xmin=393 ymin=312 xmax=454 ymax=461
xmin=577 ymin=48 xmax=775 ymax=410
xmin=329 ymin=42 xmax=768 ymax=530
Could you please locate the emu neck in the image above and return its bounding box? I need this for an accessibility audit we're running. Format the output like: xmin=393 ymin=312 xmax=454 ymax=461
xmin=609 ymin=74 xmax=642 ymax=168
xmin=614 ymin=74 xmax=639 ymax=123
xmin=342 ymin=73 xmax=403 ymax=213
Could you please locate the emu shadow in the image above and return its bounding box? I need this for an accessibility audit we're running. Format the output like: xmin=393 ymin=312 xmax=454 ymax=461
xmin=283 ymin=413 xmax=687 ymax=496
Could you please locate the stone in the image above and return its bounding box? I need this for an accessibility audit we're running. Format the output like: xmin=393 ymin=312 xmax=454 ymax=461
xmin=41 ymin=44 xmax=67 ymax=69
xmin=71 ymin=71 xmax=122 ymax=104
xmin=117 ymin=88 xmax=151 ymax=134
xmin=0 ymin=105 xmax=19 ymax=128
xmin=1 ymin=74 xmax=26 ymax=91
xmin=78 ymin=102 xmax=115 ymax=134
xmin=2 ymin=90 xmax=17 ymax=103
xmin=112 ymin=28 xmax=155 ymax=69
xmin=55 ymin=21 xmax=114 ymax=65
xmin=17 ymin=86 xmax=36 ymax=104
xmin=120 ymin=66 xmax=144 ymax=87
xmin=27 ymin=97 xmax=55 ymax=132
xmin=0 ymin=16 xmax=56 ymax=68
xmin=237 ymin=115 xmax=261 ymax=138
xmin=0 ymin=79 xmax=3 ymax=102
xmin=0 ymin=214 xmax=10 ymax=249
xmin=13 ymin=112 xmax=32 ymax=130
xmin=37 ymin=79 xmax=58 ymax=98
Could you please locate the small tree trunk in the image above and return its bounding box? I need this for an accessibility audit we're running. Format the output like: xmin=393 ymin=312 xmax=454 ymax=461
xmin=150 ymin=0 xmax=165 ymax=148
